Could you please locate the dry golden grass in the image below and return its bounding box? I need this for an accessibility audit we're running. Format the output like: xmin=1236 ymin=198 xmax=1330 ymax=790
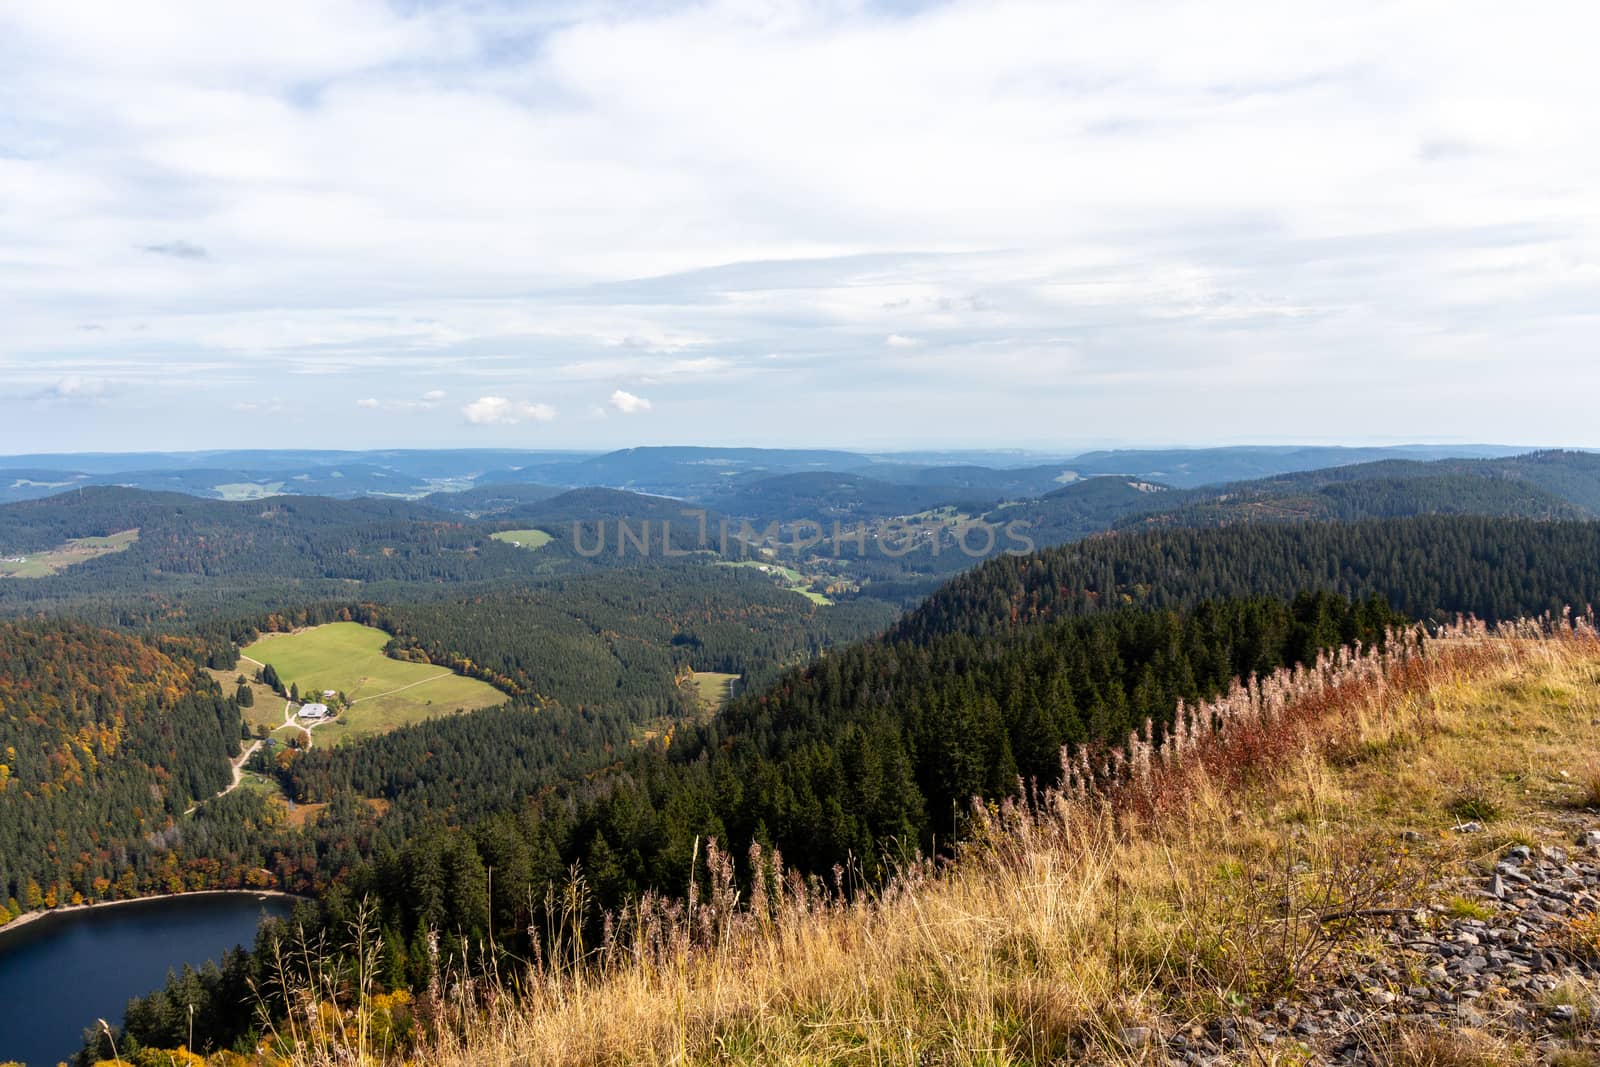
xmin=264 ymin=630 xmax=1600 ymax=1067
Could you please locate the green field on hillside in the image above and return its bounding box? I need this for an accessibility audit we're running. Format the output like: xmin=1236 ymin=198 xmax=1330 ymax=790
xmin=490 ymin=528 xmax=553 ymax=550
xmin=241 ymin=622 xmax=505 ymax=745
xmin=213 ymin=481 xmax=286 ymax=501
xmin=0 ymin=528 xmax=140 ymax=578
xmin=688 ymin=670 xmax=739 ymax=713
xmin=718 ymin=559 xmax=831 ymax=604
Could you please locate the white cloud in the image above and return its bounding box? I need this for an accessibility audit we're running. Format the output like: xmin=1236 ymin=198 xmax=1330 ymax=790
xmin=609 ymin=389 xmax=652 ymax=414
xmin=34 ymin=375 xmax=113 ymax=403
xmin=4 ymin=1 xmax=1600 ymax=447
xmin=353 ymin=390 xmax=449 ymax=413
xmin=231 ymin=398 xmax=285 ymax=415
xmin=462 ymin=396 xmax=557 ymax=426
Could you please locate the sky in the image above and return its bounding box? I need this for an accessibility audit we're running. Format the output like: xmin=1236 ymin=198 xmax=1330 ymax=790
xmin=1 ymin=0 xmax=1596 ymax=453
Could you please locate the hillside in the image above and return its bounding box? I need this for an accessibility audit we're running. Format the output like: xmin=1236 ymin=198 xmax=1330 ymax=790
xmin=419 ymin=482 xmax=566 ymax=516
xmin=109 ymin=619 xmax=1600 ymax=1066
xmin=0 ymin=487 xmax=476 ymax=586
xmin=710 ymin=470 xmax=1003 ymax=521
xmin=0 ymin=487 xmax=678 ymax=627
xmin=899 ymin=516 xmax=1600 ymax=641
xmin=1057 ymin=443 xmax=1528 ymax=487
xmin=1121 ymin=455 xmax=1600 ymax=530
xmin=0 ymin=621 xmax=245 ymax=921
xmin=54 ymin=511 xmax=1600 ymax=1063
xmin=982 ymin=475 xmax=1174 ymax=544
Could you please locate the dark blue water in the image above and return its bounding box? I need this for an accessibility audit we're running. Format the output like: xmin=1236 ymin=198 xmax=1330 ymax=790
xmin=0 ymin=893 xmax=294 ymax=1066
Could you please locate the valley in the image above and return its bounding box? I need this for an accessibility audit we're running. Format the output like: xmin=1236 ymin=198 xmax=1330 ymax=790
xmin=4 ymin=10 xmax=1585 ymax=1061
xmin=6 ymin=447 xmax=1600 ymax=1066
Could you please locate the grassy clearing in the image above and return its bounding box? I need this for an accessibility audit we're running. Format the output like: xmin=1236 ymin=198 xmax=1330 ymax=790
xmin=273 ymin=630 xmax=1600 ymax=1066
xmin=242 ymin=622 xmax=505 ymax=746
xmin=687 ymin=669 xmax=738 ymax=714
xmin=213 ymin=481 xmax=287 ymax=500
xmin=719 ymin=559 xmax=832 ymax=604
xmin=490 ymin=528 xmax=553 ymax=550
xmin=209 ymin=667 xmax=290 ymax=735
xmin=0 ymin=528 xmax=138 ymax=578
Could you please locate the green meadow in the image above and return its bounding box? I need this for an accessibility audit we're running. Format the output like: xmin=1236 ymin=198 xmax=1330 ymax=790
xmin=718 ymin=559 xmax=832 ymax=605
xmin=688 ymin=670 xmax=739 ymax=713
xmin=0 ymin=529 xmax=140 ymax=578
xmin=241 ymin=622 xmax=505 ymax=746
xmin=490 ymin=528 xmax=553 ymax=550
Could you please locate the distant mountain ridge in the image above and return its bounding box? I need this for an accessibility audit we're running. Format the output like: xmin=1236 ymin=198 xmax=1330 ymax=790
xmin=7 ymin=451 xmax=1599 ymax=618
xmin=0 ymin=443 xmax=1548 ymax=505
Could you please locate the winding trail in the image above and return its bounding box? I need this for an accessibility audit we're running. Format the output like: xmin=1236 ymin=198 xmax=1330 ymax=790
xmin=184 ymin=738 xmax=264 ymax=816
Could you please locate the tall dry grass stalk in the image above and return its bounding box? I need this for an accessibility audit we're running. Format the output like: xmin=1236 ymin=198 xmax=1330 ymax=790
xmin=267 ymin=612 xmax=1600 ymax=1067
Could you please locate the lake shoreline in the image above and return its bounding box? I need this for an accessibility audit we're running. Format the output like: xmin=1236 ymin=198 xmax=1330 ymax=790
xmin=0 ymin=888 xmax=308 ymax=947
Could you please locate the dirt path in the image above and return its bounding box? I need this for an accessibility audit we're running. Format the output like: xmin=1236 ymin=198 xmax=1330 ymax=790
xmin=349 ymin=669 xmax=454 ymax=705
xmin=184 ymin=738 xmax=264 ymax=816
xmin=278 ymin=698 xmax=322 ymax=749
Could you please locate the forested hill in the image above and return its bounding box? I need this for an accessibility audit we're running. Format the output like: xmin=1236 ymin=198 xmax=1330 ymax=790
xmin=0 ymin=621 xmax=241 ymax=917
xmin=640 ymin=515 xmax=1600 ymax=884
xmin=280 ymin=515 xmax=1600 ymax=919
xmin=0 ymin=486 xmax=684 ymax=623
xmin=89 ymin=511 xmax=1600 ymax=1057
xmin=0 ymin=485 xmax=445 ymax=552
xmin=1114 ymin=455 xmax=1598 ymax=530
xmin=272 ymin=592 xmax=1399 ymax=957
xmin=711 ymin=471 xmax=1003 ymax=521
xmin=896 ymin=516 xmax=1600 ymax=642
xmin=0 ymin=486 xmax=484 ymax=590
xmin=1408 ymin=449 xmax=1600 ymax=512
xmin=1125 ymin=474 xmax=1585 ymax=529
xmin=980 ymin=476 xmax=1174 ymax=546
xmin=671 ymin=592 xmax=1407 ymax=877
xmin=1204 ymin=450 xmax=1600 ymax=506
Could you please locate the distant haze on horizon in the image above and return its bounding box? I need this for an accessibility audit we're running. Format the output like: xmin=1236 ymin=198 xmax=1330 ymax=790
xmin=3 ymin=1 xmax=1597 ymax=452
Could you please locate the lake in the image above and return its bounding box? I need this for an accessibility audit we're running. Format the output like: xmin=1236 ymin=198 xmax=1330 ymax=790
xmin=0 ymin=893 xmax=295 ymax=1066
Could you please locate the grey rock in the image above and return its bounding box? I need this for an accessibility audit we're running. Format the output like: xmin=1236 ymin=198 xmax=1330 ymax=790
xmin=1118 ymin=1026 xmax=1153 ymax=1049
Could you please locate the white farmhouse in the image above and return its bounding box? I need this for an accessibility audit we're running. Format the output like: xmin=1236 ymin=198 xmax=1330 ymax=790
xmin=299 ymin=703 xmax=331 ymax=721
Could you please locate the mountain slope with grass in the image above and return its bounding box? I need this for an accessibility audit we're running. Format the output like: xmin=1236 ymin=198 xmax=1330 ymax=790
xmin=141 ymin=618 xmax=1600 ymax=1066
xmin=65 ymin=514 xmax=1600 ymax=1064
